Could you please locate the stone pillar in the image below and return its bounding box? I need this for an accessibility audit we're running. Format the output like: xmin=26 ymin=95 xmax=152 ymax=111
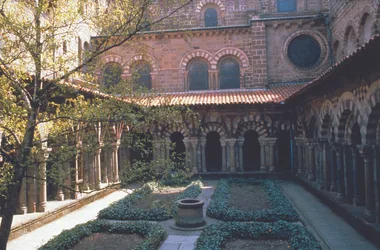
xmin=316 ymin=142 xmax=324 ymax=188
xmin=351 ymin=146 xmax=364 ymax=206
xmin=343 ymin=144 xmax=354 ymax=204
xmin=26 ymin=163 xmax=36 ymax=213
xmin=220 ymin=138 xmax=227 ymax=172
xmin=334 ymin=143 xmax=346 ymax=202
xmin=329 ymin=142 xmax=337 ymax=192
xmin=106 ymin=147 xmax=113 ymax=184
xmin=267 ymin=138 xmax=277 ymax=172
xmin=308 ymin=141 xmax=316 ymax=181
xmin=322 ymin=141 xmax=331 ymax=190
xmin=112 ymin=141 xmax=120 ymax=182
xmin=55 ymin=161 xmax=65 ymax=201
xmin=17 ymin=177 xmax=27 ymax=214
xmin=183 ymin=138 xmax=191 ymax=171
xmin=359 ymin=145 xmax=376 ymax=222
xmin=37 ymin=152 xmax=49 ymax=212
xmin=237 ymin=137 xmax=244 ymax=172
xmin=226 ymin=138 xmax=237 ymax=172
xmin=295 ymin=137 xmax=304 ymax=175
xmin=258 ymin=138 xmax=267 ymax=171
xmin=94 ymin=146 xmax=102 ymax=190
xmin=200 ymin=137 xmax=207 ymax=172
xmin=189 ymin=138 xmax=199 ymax=173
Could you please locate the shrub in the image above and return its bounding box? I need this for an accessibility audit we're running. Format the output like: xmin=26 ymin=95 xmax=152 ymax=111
xmin=39 ymin=220 xmax=167 ymax=250
xmin=195 ymin=221 xmax=321 ymax=250
xmin=98 ymin=180 xmax=203 ymax=221
xmin=206 ymin=178 xmax=299 ymax=222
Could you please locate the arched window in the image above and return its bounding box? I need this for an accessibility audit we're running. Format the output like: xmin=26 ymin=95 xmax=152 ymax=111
xmin=132 ymin=61 xmax=152 ymax=90
xmin=277 ymin=0 xmax=296 ymax=13
xmin=103 ymin=63 xmax=122 ymax=88
xmin=188 ymin=60 xmax=209 ymax=91
xmin=204 ymin=8 xmax=218 ymax=27
xmin=219 ymin=58 xmax=240 ymax=89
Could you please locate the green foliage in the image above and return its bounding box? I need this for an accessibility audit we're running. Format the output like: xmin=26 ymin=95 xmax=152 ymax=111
xmin=38 ymin=219 xmax=167 ymax=250
xmin=98 ymin=180 xmax=202 ymax=221
xmin=195 ymin=221 xmax=321 ymax=250
xmin=207 ymin=178 xmax=299 ymax=222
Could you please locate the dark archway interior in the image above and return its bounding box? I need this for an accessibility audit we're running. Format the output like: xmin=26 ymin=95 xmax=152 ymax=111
xmin=351 ymin=122 xmax=365 ymax=203
xmin=206 ymin=131 xmax=222 ymax=172
xmin=243 ymin=130 xmax=260 ymax=171
xmin=131 ymin=133 xmax=153 ymax=163
xmin=277 ymin=130 xmax=291 ymax=172
xmin=170 ymin=132 xmax=186 ymax=169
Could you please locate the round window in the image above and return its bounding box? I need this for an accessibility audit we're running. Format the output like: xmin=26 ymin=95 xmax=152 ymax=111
xmin=287 ymin=35 xmax=321 ymax=69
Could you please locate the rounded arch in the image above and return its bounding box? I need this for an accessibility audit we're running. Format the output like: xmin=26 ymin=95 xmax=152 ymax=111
xmin=343 ymin=22 xmax=358 ymax=56
xmin=163 ymin=123 xmax=190 ymax=138
xmin=125 ymin=54 xmax=159 ymax=74
xmin=319 ymin=99 xmax=335 ymax=139
xmin=363 ymin=80 xmax=380 ymax=144
xmin=180 ymin=50 xmax=213 ymax=70
xmin=196 ymin=0 xmax=225 ymax=13
xmin=214 ymin=47 xmax=250 ymax=69
xmin=202 ymin=122 xmax=227 ymax=138
xmin=236 ymin=121 xmax=268 ymax=138
xmin=358 ymin=8 xmax=375 ymax=45
xmin=99 ymin=55 xmax=126 ymax=75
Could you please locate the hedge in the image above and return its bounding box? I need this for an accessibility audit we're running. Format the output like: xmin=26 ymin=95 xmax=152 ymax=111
xmin=195 ymin=221 xmax=321 ymax=250
xmin=98 ymin=180 xmax=202 ymax=221
xmin=39 ymin=220 xmax=167 ymax=250
xmin=206 ymin=178 xmax=299 ymax=222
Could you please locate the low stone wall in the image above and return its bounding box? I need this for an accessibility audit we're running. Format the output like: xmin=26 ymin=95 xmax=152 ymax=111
xmin=9 ymin=186 xmax=118 ymax=241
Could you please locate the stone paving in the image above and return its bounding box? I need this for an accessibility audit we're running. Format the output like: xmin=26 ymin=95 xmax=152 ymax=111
xmin=6 ymin=189 xmax=132 ymax=250
xmin=278 ymin=180 xmax=378 ymax=250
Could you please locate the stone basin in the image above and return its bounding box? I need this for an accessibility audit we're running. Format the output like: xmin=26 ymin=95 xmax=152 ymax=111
xmin=174 ymin=198 xmax=206 ymax=229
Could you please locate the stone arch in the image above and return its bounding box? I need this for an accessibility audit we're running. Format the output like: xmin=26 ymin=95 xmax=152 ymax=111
xmin=202 ymin=122 xmax=227 ymax=138
xmin=336 ymin=92 xmax=361 ymax=143
xmin=196 ymin=0 xmax=225 ymax=13
xmin=125 ymin=54 xmax=159 ymax=74
xmin=180 ymin=50 xmax=213 ymax=70
xmin=236 ymin=121 xmax=268 ymax=138
xmin=363 ymin=79 xmax=380 ymax=144
xmin=343 ymin=22 xmax=358 ymax=56
xmin=162 ymin=123 xmax=190 ymax=138
xmin=99 ymin=55 xmax=125 ymax=74
xmin=319 ymin=100 xmax=335 ymax=139
xmin=214 ymin=47 xmax=250 ymax=70
xmin=358 ymin=6 xmax=375 ymax=45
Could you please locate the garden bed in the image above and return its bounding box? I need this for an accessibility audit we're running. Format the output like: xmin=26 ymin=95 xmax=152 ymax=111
xmin=98 ymin=180 xmax=202 ymax=221
xmin=207 ymin=178 xmax=299 ymax=222
xmin=39 ymin=220 xmax=167 ymax=250
xmin=195 ymin=221 xmax=321 ymax=250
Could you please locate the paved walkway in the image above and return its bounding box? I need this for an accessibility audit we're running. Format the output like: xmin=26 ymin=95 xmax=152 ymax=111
xmin=7 ymin=189 xmax=132 ymax=250
xmin=279 ymin=180 xmax=378 ymax=250
xmin=159 ymin=180 xmax=219 ymax=250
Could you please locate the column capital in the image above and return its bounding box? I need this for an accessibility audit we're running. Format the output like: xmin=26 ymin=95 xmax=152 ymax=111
xmin=357 ymin=144 xmax=373 ymax=161
xmin=200 ymin=137 xmax=206 ymax=146
xmin=220 ymin=138 xmax=227 ymax=147
xmin=226 ymin=138 xmax=237 ymax=144
xmin=259 ymin=137 xmax=277 ymax=146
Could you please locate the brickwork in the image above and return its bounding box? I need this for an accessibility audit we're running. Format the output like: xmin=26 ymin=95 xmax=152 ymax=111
xmin=329 ymin=0 xmax=379 ymax=61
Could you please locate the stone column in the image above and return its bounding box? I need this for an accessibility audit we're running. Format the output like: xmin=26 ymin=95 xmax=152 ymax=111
xmin=200 ymin=137 xmax=207 ymax=172
xmin=258 ymin=138 xmax=267 ymax=171
xmin=94 ymin=146 xmax=102 ymax=190
xmin=183 ymin=138 xmax=191 ymax=171
xmin=329 ymin=142 xmax=337 ymax=192
xmin=220 ymin=138 xmax=227 ymax=172
xmin=189 ymin=138 xmax=199 ymax=173
xmin=237 ymin=137 xmax=244 ymax=172
xmin=267 ymin=138 xmax=277 ymax=172
xmin=26 ymin=162 xmax=37 ymax=212
xmin=351 ymin=146 xmax=364 ymax=206
xmin=55 ymin=161 xmax=65 ymax=201
xmin=343 ymin=144 xmax=354 ymax=204
xmin=295 ymin=137 xmax=304 ymax=175
xmin=334 ymin=143 xmax=346 ymax=202
xmin=17 ymin=177 xmax=27 ymax=214
xmin=316 ymin=141 xmax=324 ymax=188
xmin=322 ymin=141 xmax=331 ymax=190
xmin=308 ymin=141 xmax=316 ymax=181
xmin=112 ymin=141 xmax=120 ymax=182
xmin=37 ymin=152 xmax=49 ymax=212
xmin=106 ymin=147 xmax=113 ymax=184
xmin=359 ymin=145 xmax=376 ymax=222
xmin=226 ymin=138 xmax=237 ymax=172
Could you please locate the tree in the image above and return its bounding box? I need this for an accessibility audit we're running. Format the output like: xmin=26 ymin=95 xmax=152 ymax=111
xmin=0 ymin=0 xmax=193 ymax=248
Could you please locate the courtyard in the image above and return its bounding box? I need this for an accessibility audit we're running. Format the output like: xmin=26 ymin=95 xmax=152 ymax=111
xmin=6 ymin=178 xmax=378 ymax=250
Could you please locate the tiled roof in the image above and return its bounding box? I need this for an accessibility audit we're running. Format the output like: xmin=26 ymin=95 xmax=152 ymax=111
xmin=146 ymin=83 xmax=306 ymax=106
xmin=286 ymin=34 xmax=380 ymax=102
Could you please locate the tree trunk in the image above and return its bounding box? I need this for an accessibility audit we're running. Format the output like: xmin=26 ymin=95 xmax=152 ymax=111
xmin=0 ymin=173 xmax=23 ymax=250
